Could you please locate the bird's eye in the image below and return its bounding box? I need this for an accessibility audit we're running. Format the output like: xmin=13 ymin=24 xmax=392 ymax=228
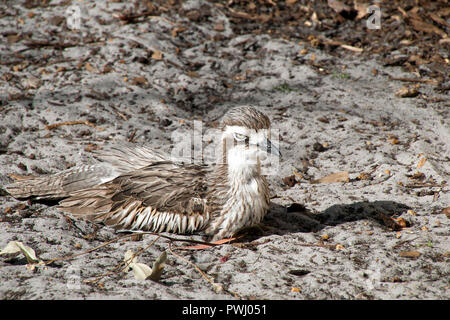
xmin=233 ymin=132 xmax=247 ymax=141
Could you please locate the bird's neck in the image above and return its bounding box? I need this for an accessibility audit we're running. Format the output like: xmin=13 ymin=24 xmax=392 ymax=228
xmin=222 ymin=146 xmax=261 ymax=182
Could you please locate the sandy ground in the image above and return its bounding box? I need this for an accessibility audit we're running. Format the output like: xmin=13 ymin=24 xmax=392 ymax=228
xmin=0 ymin=0 xmax=449 ymax=300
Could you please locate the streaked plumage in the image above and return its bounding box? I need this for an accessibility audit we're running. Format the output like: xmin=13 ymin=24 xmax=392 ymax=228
xmin=5 ymin=106 xmax=280 ymax=240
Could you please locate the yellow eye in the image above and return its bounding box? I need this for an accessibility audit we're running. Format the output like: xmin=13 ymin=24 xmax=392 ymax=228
xmin=233 ymin=132 xmax=247 ymax=141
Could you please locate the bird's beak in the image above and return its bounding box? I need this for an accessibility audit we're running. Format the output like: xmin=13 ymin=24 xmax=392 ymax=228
xmin=258 ymin=137 xmax=281 ymax=157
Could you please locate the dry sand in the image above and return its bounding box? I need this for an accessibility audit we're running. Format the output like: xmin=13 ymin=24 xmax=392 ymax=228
xmin=0 ymin=0 xmax=448 ymax=300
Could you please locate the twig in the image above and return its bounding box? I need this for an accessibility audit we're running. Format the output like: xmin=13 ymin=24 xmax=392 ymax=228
xmin=14 ymin=39 xmax=104 ymax=54
xmin=386 ymin=74 xmax=437 ymax=84
xmin=117 ymin=231 xmax=230 ymax=248
xmin=44 ymin=234 xmax=134 ymax=265
xmin=168 ymin=243 xmax=224 ymax=292
xmin=45 ymin=120 xmax=102 ymax=131
xmin=84 ymin=235 xmax=161 ymax=285
xmin=391 ymin=237 xmax=418 ymax=249
xmin=317 ymin=35 xmax=363 ymax=53
xmin=114 ymin=11 xmax=175 ymax=25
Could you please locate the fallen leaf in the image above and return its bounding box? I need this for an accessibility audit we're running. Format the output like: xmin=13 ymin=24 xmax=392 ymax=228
xmin=442 ymin=206 xmax=450 ymax=218
xmin=335 ymin=244 xmax=345 ymax=250
xmin=291 ymin=287 xmax=301 ymax=293
xmin=149 ymin=251 xmax=167 ymax=281
xmin=417 ymin=157 xmax=427 ymax=169
xmin=311 ymin=171 xmax=349 ymax=184
xmin=357 ymin=172 xmax=370 ymax=180
xmin=131 ymin=76 xmax=148 ymax=85
xmin=327 ymin=0 xmax=352 ymax=14
xmin=85 ymin=62 xmax=98 ymax=73
xmin=0 ymin=241 xmax=41 ymax=264
xmin=395 ymin=86 xmax=419 ymax=98
xmin=388 ymin=136 xmax=400 ymax=145
xmin=354 ymin=2 xmax=369 ymax=20
xmin=399 ymin=251 xmax=421 ymax=258
xmin=394 ymin=217 xmax=409 ymax=228
xmin=407 ymin=171 xmax=425 ymax=181
xmin=377 ymin=212 xmax=403 ymax=231
xmin=213 ymin=283 xmax=223 ymax=293
xmin=171 ymin=27 xmax=186 ymax=37
xmin=151 ymin=49 xmax=163 ymax=60
xmin=409 ymin=17 xmax=447 ymax=37
xmin=187 ymin=71 xmax=200 ymax=78
xmin=123 ymin=250 xmax=166 ymax=281
xmin=317 ymin=117 xmax=329 ymax=123
xmin=213 ymin=21 xmax=225 ymax=32
xmin=123 ymin=250 xmax=136 ymax=273
xmin=282 ymin=175 xmax=297 ymax=188
xmin=132 ymin=262 xmax=153 ymax=280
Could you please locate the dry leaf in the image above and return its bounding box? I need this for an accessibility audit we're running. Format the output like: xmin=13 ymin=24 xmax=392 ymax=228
xmin=354 ymin=2 xmax=369 ymax=20
xmin=123 ymin=250 xmax=166 ymax=281
xmin=409 ymin=17 xmax=446 ymax=37
xmin=377 ymin=212 xmax=403 ymax=231
xmin=213 ymin=21 xmax=225 ymax=32
xmin=171 ymin=27 xmax=186 ymax=37
xmin=123 ymin=250 xmax=136 ymax=273
xmin=291 ymin=287 xmax=301 ymax=293
xmin=0 ymin=241 xmax=41 ymax=264
xmin=151 ymin=50 xmax=163 ymax=60
xmin=399 ymin=251 xmax=421 ymax=258
xmin=394 ymin=217 xmax=409 ymax=228
xmin=282 ymin=175 xmax=297 ymax=188
xmin=442 ymin=206 xmax=450 ymax=218
xmin=328 ymin=0 xmax=352 ymax=14
xmin=388 ymin=136 xmax=400 ymax=145
xmin=187 ymin=71 xmax=200 ymax=78
xmin=395 ymin=86 xmax=419 ymax=98
xmin=85 ymin=62 xmax=98 ymax=73
xmin=149 ymin=251 xmax=167 ymax=281
xmin=131 ymin=76 xmax=148 ymax=85
xmin=357 ymin=172 xmax=370 ymax=180
xmin=132 ymin=262 xmax=153 ymax=280
xmin=311 ymin=171 xmax=349 ymax=184
xmin=21 ymin=76 xmax=41 ymax=89
xmin=213 ymin=283 xmax=223 ymax=293
xmin=417 ymin=157 xmax=427 ymax=169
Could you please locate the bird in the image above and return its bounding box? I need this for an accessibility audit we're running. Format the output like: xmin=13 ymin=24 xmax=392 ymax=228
xmin=5 ymin=106 xmax=281 ymax=241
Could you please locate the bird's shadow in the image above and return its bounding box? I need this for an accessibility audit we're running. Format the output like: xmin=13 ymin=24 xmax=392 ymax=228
xmin=237 ymin=200 xmax=411 ymax=241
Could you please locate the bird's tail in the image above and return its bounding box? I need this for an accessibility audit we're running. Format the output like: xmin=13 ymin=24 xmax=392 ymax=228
xmin=5 ymin=164 xmax=119 ymax=200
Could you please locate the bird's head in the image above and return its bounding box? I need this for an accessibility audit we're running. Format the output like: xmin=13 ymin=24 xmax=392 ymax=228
xmin=220 ymin=107 xmax=281 ymax=171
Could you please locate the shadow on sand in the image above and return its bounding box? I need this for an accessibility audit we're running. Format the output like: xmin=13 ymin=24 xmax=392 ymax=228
xmin=238 ymin=200 xmax=411 ymax=241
